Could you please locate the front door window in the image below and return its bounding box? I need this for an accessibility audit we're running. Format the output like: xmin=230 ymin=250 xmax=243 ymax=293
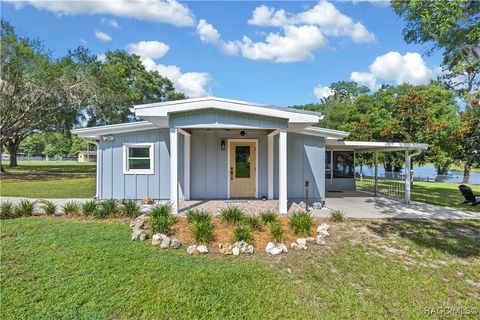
xmin=235 ymin=146 xmax=251 ymax=178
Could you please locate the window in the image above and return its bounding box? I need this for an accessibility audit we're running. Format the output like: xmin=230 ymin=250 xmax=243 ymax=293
xmin=333 ymin=151 xmax=354 ymax=178
xmin=123 ymin=143 xmax=154 ymax=174
xmin=325 ymin=151 xmax=331 ymax=179
xmin=235 ymin=146 xmax=251 ymax=178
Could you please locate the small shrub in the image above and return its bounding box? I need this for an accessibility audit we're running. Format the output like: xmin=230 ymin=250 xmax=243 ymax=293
xmin=259 ymin=210 xmax=277 ymax=224
xmin=16 ymin=200 xmax=35 ymax=216
xmin=289 ymin=211 xmax=313 ymax=236
xmin=122 ymin=200 xmax=139 ymax=217
xmin=0 ymin=202 xmax=15 ymax=219
xmin=191 ymin=220 xmax=215 ymax=244
xmin=220 ymin=206 xmax=245 ymax=225
xmin=151 ymin=204 xmax=175 ymax=234
xmin=233 ymin=225 xmax=253 ymax=243
xmin=269 ymin=223 xmax=285 ymax=242
xmin=99 ymin=199 xmax=119 ymax=217
xmin=40 ymin=200 xmax=57 ymax=215
xmin=330 ymin=210 xmax=345 ymax=222
xmin=186 ymin=209 xmax=212 ymax=224
xmin=82 ymin=200 xmax=98 ymax=216
xmin=62 ymin=201 xmax=80 ymax=216
xmin=244 ymin=215 xmax=262 ymax=231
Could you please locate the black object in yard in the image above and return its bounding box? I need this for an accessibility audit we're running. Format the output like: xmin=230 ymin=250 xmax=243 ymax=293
xmin=305 ymin=180 xmax=309 ymax=211
xmin=458 ymin=184 xmax=480 ymax=206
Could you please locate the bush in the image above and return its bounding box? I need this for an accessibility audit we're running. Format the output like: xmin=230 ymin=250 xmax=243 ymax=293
xmin=191 ymin=220 xmax=215 ymax=244
xmin=269 ymin=223 xmax=285 ymax=242
xmin=244 ymin=215 xmax=262 ymax=231
xmin=99 ymin=199 xmax=119 ymax=217
xmin=289 ymin=211 xmax=313 ymax=236
xmin=82 ymin=200 xmax=98 ymax=216
xmin=186 ymin=209 xmax=212 ymax=224
xmin=16 ymin=200 xmax=35 ymax=216
xmin=151 ymin=204 xmax=175 ymax=234
xmin=330 ymin=210 xmax=345 ymax=222
xmin=122 ymin=200 xmax=139 ymax=217
xmin=259 ymin=210 xmax=277 ymax=224
xmin=0 ymin=202 xmax=15 ymax=219
xmin=233 ymin=225 xmax=253 ymax=243
xmin=62 ymin=201 xmax=80 ymax=216
xmin=40 ymin=200 xmax=57 ymax=215
xmin=220 ymin=206 xmax=245 ymax=225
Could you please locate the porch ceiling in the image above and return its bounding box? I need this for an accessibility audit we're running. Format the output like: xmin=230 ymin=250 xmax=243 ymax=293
xmin=326 ymin=140 xmax=428 ymax=152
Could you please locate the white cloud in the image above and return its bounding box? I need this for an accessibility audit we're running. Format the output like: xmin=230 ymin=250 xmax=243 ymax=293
xmin=101 ymin=17 xmax=120 ymax=29
xmin=351 ymin=0 xmax=391 ymax=8
xmin=8 ymin=0 xmax=195 ymax=27
xmin=248 ymin=1 xmax=376 ymax=43
xmin=239 ymin=25 xmax=327 ymax=63
xmin=196 ymin=20 xmax=238 ymax=55
xmin=351 ymin=71 xmax=378 ymax=90
xmin=126 ymin=41 xmax=170 ymax=59
xmin=313 ymin=86 xmax=334 ymax=100
xmin=142 ymin=58 xmax=210 ymax=98
xmin=95 ymin=30 xmax=112 ymax=42
xmin=350 ymin=51 xmax=435 ymax=89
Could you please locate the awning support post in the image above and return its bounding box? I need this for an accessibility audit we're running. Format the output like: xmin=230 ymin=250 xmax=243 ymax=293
xmin=374 ymin=151 xmax=378 ymax=196
xmin=404 ymin=149 xmax=422 ymax=204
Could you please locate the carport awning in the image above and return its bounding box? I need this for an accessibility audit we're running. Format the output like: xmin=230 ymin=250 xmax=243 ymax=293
xmin=326 ymin=140 xmax=428 ymax=152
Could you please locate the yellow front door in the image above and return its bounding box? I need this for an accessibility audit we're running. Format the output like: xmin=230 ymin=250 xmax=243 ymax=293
xmin=230 ymin=141 xmax=256 ymax=198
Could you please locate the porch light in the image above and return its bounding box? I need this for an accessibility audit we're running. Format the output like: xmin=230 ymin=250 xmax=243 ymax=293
xmin=220 ymin=140 xmax=225 ymax=151
xmin=240 ymin=130 xmax=246 ymax=137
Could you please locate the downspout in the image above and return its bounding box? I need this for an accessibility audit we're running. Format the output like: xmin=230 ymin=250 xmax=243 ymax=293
xmin=81 ymin=138 xmax=100 ymax=199
xmin=404 ymin=149 xmax=422 ymax=204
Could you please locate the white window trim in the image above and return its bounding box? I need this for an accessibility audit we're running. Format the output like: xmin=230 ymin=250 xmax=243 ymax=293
xmin=123 ymin=143 xmax=154 ymax=175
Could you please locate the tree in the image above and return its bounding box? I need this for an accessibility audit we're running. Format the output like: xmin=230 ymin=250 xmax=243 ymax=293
xmin=0 ymin=20 xmax=92 ymax=171
xmin=392 ymin=0 xmax=480 ymax=180
xmin=19 ymin=133 xmax=45 ymax=157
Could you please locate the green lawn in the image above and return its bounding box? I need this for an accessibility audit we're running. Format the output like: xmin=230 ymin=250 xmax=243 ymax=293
xmin=357 ymin=179 xmax=480 ymax=212
xmin=0 ymin=176 xmax=95 ymax=198
xmin=1 ymin=218 xmax=479 ymax=319
xmin=2 ymin=161 xmax=96 ymax=174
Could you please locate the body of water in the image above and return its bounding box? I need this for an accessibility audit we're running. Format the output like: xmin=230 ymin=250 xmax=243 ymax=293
xmin=356 ymin=165 xmax=480 ymax=185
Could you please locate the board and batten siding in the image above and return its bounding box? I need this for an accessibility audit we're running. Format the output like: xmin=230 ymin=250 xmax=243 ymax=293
xmin=98 ymin=129 xmax=184 ymax=200
xmin=274 ymin=133 xmax=326 ymax=202
xmin=170 ymin=109 xmax=288 ymax=129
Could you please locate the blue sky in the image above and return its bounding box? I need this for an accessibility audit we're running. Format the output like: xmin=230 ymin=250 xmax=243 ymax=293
xmin=2 ymin=0 xmax=443 ymax=106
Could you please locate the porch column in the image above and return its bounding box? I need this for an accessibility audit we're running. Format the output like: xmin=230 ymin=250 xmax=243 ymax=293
xmin=374 ymin=150 xmax=378 ymax=196
xmin=267 ymin=130 xmax=277 ymax=200
xmin=182 ymin=130 xmax=191 ymax=201
xmin=405 ymin=149 xmax=411 ymax=204
xmin=279 ymin=129 xmax=287 ymax=214
xmin=170 ymin=128 xmax=179 ymax=214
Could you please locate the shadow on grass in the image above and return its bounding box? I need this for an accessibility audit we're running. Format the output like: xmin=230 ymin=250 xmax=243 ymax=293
xmin=367 ymin=219 xmax=480 ymax=258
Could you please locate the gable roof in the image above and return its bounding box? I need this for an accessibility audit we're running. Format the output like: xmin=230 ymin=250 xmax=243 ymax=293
xmin=133 ymin=96 xmax=322 ymax=124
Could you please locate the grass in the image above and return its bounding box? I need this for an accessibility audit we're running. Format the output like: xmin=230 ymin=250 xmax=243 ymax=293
xmin=330 ymin=210 xmax=345 ymax=222
xmin=1 ymin=218 xmax=478 ymax=319
xmin=288 ymin=211 xmax=314 ymax=236
xmin=1 ymin=160 xmax=96 ymax=174
xmin=0 ymin=176 xmax=96 ymax=198
xmin=357 ymin=179 xmax=480 ymax=212
xmin=150 ymin=204 xmax=175 ymax=234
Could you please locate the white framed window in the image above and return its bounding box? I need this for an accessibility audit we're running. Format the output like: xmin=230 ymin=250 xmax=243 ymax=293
xmin=123 ymin=143 xmax=154 ymax=174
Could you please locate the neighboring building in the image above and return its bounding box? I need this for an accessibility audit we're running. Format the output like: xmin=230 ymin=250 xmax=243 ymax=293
xmin=72 ymin=150 xmax=97 ymax=163
xmin=73 ymin=97 xmax=427 ymax=214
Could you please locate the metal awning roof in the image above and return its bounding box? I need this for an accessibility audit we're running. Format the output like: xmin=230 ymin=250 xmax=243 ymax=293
xmin=326 ymin=140 xmax=428 ymax=152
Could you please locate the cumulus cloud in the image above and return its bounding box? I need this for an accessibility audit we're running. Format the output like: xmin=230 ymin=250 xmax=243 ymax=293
xmin=142 ymin=58 xmax=210 ymax=98
xmin=350 ymin=51 xmax=435 ymax=89
xmin=248 ymin=1 xmax=376 ymax=43
xmin=95 ymin=30 xmax=112 ymax=42
xmin=101 ymin=17 xmax=120 ymax=29
xmin=8 ymin=0 xmax=195 ymax=27
xmin=313 ymin=86 xmax=334 ymax=100
xmin=196 ymin=20 xmax=238 ymax=55
xmin=126 ymin=41 xmax=170 ymax=59
xmin=239 ymin=25 xmax=327 ymax=63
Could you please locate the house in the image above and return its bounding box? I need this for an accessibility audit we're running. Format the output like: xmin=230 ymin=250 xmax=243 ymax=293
xmin=72 ymin=97 xmax=427 ymax=214
xmin=72 ymin=150 xmax=97 ymax=163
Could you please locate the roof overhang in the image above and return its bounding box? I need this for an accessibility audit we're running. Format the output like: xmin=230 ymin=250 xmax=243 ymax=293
xmin=298 ymin=126 xmax=349 ymax=140
xmin=71 ymin=121 xmax=161 ymax=139
xmin=133 ymin=97 xmax=322 ymax=125
xmin=326 ymin=140 xmax=429 ymax=152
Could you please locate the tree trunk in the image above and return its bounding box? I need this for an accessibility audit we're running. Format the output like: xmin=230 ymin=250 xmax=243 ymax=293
xmin=0 ymin=140 xmax=5 ymax=174
xmin=462 ymin=162 xmax=471 ymax=184
xmin=5 ymin=138 xmax=21 ymax=168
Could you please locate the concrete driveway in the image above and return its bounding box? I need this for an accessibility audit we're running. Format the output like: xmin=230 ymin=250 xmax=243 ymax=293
xmin=313 ymin=191 xmax=480 ymax=220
